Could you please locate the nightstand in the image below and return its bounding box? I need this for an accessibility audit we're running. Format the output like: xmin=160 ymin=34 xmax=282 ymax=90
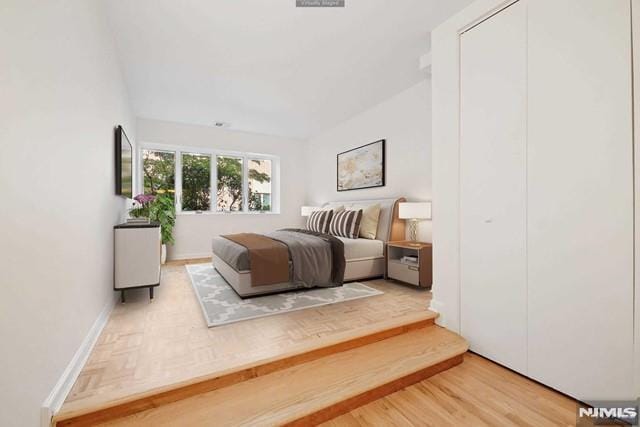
xmin=385 ymin=241 xmax=432 ymax=288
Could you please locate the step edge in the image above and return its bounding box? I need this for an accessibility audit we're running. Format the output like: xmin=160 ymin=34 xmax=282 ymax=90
xmin=108 ymin=331 xmax=468 ymax=427
xmin=53 ymin=310 xmax=438 ymax=425
xmin=284 ymin=353 xmax=466 ymax=426
xmin=247 ymin=331 xmax=469 ymax=425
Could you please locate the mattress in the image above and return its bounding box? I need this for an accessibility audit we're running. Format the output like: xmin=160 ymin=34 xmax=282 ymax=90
xmin=338 ymin=237 xmax=384 ymax=260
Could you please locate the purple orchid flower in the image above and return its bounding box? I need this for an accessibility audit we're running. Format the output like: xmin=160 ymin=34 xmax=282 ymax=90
xmin=134 ymin=194 xmax=156 ymax=205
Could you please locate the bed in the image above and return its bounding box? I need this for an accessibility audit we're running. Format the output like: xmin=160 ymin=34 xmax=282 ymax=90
xmin=211 ymin=197 xmax=406 ymax=297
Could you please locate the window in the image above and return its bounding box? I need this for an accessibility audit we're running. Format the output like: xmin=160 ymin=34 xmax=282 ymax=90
xmin=142 ymin=149 xmax=175 ymax=200
xmin=248 ymin=159 xmax=272 ymax=212
xmin=139 ymin=145 xmax=278 ymax=214
xmin=216 ymin=156 xmax=244 ymax=212
xmin=181 ymin=152 xmax=211 ymax=211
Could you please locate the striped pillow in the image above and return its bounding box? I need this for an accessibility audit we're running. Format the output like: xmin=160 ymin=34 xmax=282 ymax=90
xmin=306 ymin=209 xmax=333 ymax=234
xmin=329 ymin=209 xmax=363 ymax=239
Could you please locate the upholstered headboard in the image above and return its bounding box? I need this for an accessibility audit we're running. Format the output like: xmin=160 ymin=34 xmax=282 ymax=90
xmin=321 ymin=197 xmax=406 ymax=242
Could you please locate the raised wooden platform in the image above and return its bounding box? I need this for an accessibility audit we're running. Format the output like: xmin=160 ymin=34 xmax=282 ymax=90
xmin=52 ymin=262 xmax=466 ymax=426
xmin=54 ymin=310 xmax=464 ymax=426
xmin=63 ymin=266 xmax=433 ymax=407
xmin=61 ymin=324 xmax=466 ymax=426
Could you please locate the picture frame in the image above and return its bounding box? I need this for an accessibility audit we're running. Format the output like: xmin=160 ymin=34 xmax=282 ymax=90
xmin=336 ymin=139 xmax=386 ymax=191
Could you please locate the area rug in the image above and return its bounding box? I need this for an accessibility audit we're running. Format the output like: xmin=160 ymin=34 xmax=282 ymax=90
xmin=186 ymin=263 xmax=383 ymax=327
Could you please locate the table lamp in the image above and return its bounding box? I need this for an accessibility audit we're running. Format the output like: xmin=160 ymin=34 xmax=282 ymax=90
xmin=398 ymin=202 xmax=432 ymax=244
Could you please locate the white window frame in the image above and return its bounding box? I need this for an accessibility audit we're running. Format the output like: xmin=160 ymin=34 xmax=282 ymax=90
xmin=138 ymin=142 xmax=280 ymax=215
xmin=245 ymin=157 xmax=276 ymax=214
xmin=214 ymin=153 xmax=245 ymax=213
xmin=180 ymin=151 xmax=213 ymax=213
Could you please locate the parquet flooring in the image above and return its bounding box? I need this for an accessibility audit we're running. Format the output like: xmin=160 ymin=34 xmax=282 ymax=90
xmin=61 ymin=260 xmax=431 ymax=414
xmin=58 ymin=259 xmax=587 ymax=427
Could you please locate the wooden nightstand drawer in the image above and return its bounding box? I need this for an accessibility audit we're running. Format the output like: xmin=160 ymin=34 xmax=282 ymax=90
xmin=385 ymin=241 xmax=432 ymax=287
xmin=388 ymin=260 xmax=420 ymax=286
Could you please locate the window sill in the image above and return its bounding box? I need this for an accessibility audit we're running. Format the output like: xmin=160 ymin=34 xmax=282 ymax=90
xmin=177 ymin=211 xmax=280 ymax=216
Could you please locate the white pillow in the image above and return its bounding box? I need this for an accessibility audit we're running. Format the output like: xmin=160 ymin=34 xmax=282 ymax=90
xmin=359 ymin=204 xmax=381 ymax=239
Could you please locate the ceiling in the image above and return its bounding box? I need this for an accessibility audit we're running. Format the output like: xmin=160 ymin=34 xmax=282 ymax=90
xmin=104 ymin=0 xmax=472 ymax=139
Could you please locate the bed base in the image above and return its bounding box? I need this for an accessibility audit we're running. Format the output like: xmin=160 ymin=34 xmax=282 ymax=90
xmin=211 ymin=254 xmax=385 ymax=298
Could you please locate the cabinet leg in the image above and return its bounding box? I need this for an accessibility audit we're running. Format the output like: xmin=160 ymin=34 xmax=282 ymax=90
xmin=149 ymin=287 xmax=154 ymax=300
xmin=121 ymin=290 xmax=125 ymax=304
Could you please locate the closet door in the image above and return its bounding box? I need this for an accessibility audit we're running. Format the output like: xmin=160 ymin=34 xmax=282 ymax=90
xmin=459 ymin=1 xmax=527 ymax=372
xmin=527 ymin=0 xmax=634 ymax=400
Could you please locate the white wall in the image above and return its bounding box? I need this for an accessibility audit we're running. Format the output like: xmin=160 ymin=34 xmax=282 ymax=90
xmin=305 ymin=80 xmax=432 ymax=242
xmin=0 ymin=1 xmax=135 ymax=426
xmin=136 ymin=118 xmax=307 ymax=260
xmin=631 ymin=0 xmax=640 ymax=399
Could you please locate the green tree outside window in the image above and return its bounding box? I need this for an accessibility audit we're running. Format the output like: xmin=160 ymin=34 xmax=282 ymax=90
xmin=182 ymin=153 xmax=211 ymax=211
xmin=142 ymin=150 xmax=175 ymax=201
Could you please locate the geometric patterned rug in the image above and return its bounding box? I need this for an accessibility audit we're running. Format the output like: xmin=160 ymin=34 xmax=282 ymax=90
xmin=186 ymin=263 xmax=384 ymax=327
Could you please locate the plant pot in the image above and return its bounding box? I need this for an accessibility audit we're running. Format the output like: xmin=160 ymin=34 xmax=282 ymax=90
xmin=126 ymin=217 xmax=150 ymax=224
xmin=161 ymin=244 xmax=167 ymax=265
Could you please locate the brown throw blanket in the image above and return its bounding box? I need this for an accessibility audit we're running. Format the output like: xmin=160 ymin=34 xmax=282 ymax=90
xmin=222 ymin=233 xmax=289 ymax=286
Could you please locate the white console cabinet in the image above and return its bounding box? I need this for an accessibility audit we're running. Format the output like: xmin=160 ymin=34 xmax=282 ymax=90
xmin=114 ymin=222 xmax=161 ymax=302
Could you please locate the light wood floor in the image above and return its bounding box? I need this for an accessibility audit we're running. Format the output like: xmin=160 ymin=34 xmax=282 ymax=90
xmin=62 ymin=260 xmax=432 ymax=412
xmin=101 ymin=327 xmax=466 ymax=426
xmin=87 ymin=339 xmax=586 ymax=427
xmin=322 ymin=352 xmax=584 ymax=427
xmin=63 ymin=260 xmax=587 ymax=426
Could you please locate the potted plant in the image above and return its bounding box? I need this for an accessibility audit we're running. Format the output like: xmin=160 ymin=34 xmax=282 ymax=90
xmin=130 ymin=193 xmax=176 ymax=264
xmin=129 ymin=193 xmax=156 ymax=221
xmin=149 ymin=193 xmax=175 ymax=264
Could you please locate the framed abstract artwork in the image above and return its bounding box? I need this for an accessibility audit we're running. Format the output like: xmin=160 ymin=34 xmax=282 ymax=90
xmin=337 ymin=139 xmax=386 ymax=191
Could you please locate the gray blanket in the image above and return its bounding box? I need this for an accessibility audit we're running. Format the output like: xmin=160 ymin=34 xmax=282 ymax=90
xmin=277 ymin=228 xmax=345 ymax=287
xmin=211 ymin=229 xmax=345 ymax=288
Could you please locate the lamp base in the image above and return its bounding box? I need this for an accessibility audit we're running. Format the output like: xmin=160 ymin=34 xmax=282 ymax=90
xmin=408 ymin=219 xmax=418 ymax=243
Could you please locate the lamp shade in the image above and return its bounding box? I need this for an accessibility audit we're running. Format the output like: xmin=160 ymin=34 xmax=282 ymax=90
xmin=301 ymin=206 xmax=320 ymax=217
xmin=399 ymin=202 xmax=432 ymax=220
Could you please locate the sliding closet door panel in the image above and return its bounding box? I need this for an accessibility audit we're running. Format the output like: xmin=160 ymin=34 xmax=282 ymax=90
xmin=459 ymin=1 xmax=527 ymax=373
xmin=527 ymin=0 xmax=634 ymax=400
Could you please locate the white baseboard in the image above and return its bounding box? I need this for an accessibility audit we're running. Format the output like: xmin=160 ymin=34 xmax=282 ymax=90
xmin=40 ymin=294 xmax=118 ymax=427
xmin=428 ymin=298 xmax=444 ymax=314
xmin=428 ymin=298 xmax=462 ymax=334
xmin=428 ymin=298 xmax=446 ymax=326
